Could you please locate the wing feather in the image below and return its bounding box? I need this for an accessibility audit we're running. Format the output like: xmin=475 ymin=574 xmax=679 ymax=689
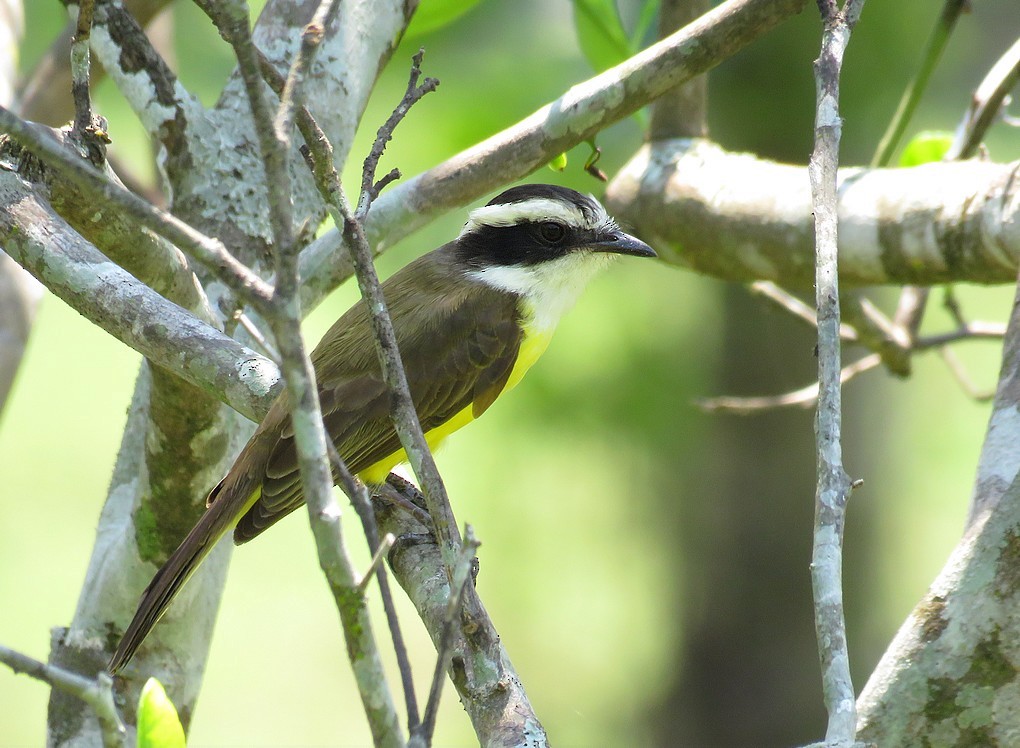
xmin=233 ymin=267 xmax=522 ymax=544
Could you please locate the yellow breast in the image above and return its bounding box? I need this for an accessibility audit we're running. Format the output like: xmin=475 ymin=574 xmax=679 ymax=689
xmin=358 ymin=324 xmax=552 ymax=484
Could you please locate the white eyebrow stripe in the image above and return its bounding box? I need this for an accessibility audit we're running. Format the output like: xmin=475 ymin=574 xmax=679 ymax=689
xmin=461 ymin=198 xmax=589 ymax=236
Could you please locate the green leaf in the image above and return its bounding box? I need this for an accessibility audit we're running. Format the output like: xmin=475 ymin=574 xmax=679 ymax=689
xmin=898 ymin=131 xmax=954 ymax=167
xmin=631 ymin=0 xmax=661 ymax=49
xmin=137 ymin=678 xmax=186 ymax=748
xmin=406 ymin=0 xmax=485 ymax=39
xmin=572 ymin=0 xmax=632 ymax=73
xmin=548 ymin=152 xmax=568 ymax=172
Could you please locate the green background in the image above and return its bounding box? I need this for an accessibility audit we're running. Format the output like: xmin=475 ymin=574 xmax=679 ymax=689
xmin=2 ymin=1 xmax=1019 ymax=745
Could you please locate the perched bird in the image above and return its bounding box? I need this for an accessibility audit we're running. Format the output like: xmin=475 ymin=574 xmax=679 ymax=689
xmin=108 ymin=183 xmax=655 ymax=673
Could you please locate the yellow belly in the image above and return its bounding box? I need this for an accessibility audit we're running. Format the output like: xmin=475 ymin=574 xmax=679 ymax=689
xmin=358 ymin=327 xmax=552 ymax=483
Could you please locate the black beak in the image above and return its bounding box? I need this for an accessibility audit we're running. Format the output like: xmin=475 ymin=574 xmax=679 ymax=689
xmin=589 ymin=231 xmax=657 ymax=258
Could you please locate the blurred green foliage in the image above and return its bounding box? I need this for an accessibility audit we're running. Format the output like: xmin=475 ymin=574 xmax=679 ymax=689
xmin=2 ymin=0 xmax=1019 ymax=746
xmin=899 ymin=129 xmax=954 ymax=166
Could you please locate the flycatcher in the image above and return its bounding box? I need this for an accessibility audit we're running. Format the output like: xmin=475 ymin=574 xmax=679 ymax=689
xmin=109 ymin=183 xmax=655 ymax=672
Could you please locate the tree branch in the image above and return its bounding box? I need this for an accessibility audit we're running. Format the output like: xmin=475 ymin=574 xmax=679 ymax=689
xmin=856 ymin=272 xmax=1020 ymax=738
xmin=376 ymin=478 xmax=549 ymax=747
xmin=808 ymin=2 xmax=865 ymax=745
xmin=606 ymin=139 xmax=1020 ymax=287
xmin=216 ymin=1 xmax=405 ymax=743
xmin=297 ymin=0 xmax=809 ymax=311
xmin=17 ymin=0 xmax=173 ymax=126
xmin=0 ymin=251 xmax=40 ymax=418
xmin=1 ymin=644 xmax=126 ymax=748
xmin=870 ymin=0 xmax=969 ymax=168
xmin=0 ymin=172 xmax=280 ymax=420
xmin=946 ymin=36 xmax=1020 ymax=161
xmin=0 ymin=110 xmax=275 ymax=308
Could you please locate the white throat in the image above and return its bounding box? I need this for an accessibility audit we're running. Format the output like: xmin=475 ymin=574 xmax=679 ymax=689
xmin=468 ymin=251 xmax=615 ymax=332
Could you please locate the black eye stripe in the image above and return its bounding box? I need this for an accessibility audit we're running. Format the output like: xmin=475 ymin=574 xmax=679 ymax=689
xmin=456 ymin=222 xmax=577 ymax=268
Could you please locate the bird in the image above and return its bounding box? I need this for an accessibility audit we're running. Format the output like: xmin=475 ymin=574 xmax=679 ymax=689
xmin=108 ymin=183 xmax=656 ymax=673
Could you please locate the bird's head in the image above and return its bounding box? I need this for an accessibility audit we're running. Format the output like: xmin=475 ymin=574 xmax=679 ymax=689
xmin=454 ymin=184 xmax=655 ymax=329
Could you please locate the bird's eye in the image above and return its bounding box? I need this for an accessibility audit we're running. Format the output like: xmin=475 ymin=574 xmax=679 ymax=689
xmin=538 ymin=222 xmax=566 ymax=244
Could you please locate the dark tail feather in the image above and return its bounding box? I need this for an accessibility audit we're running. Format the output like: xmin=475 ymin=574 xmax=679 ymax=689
xmin=107 ymin=487 xmax=236 ymax=674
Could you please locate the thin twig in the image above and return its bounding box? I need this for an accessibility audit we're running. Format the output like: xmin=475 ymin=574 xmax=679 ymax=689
xmin=357 ymin=533 xmax=397 ymax=594
xmin=751 ymin=281 xmax=858 ymax=341
xmin=232 ymin=309 xmax=279 ymax=361
xmin=840 ymin=291 xmax=911 ymax=377
xmin=415 ymin=526 xmax=481 ymax=746
xmin=359 ymin=48 xmax=439 ymax=209
xmin=916 ymin=323 xmax=1008 ymax=350
xmin=946 ymin=37 xmax=1020 ymax=161
xmin=301 ymin=50 xmax=459 ymax=573
xmin=0 ymin=644 xmax=125 ymax=748
xmin=340 ymin=53 xmax=461 ymax=570
xmin=290 ymin=48 xmax=451 ymax=735
xmin=892 ymin=285 xmax=928 ymax=338
xmin=939 ymin=346 xmax=996 ymax=401
xmin=809 ymin=2 xmax=866 ymax=745
xmin=256 ymin=40 xmax=424 ymax=734
xmin=697 ymin=353 xmax=882 ymax=414
xmin=0 ymin=107 xmax=274 ymax=309
xmin=211 ymin=0 xmax=404 ymax=743
xmin=327 ymin=442 xmax=421 ymax=730
xmin=70 ymin=0 xmax=96 ymax=135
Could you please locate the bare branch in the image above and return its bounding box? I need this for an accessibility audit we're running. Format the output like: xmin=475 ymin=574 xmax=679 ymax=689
xmin=947 ymin=37 xmax=1020 ymax=161
xmin=416 ymin=526 xmax=481 ymax=745
xmin=0 ymin=109 xmax=275 ymax=308
xmin=298 ymin=0 xmax=810 ymax=311
xmin=377 ymin=477 xmax=549 ymax=747
xmin=326 ymin=440 xmax=421 ymax=732
xmin=357 ymin=534 xmax=396 ymax=595
xmin=359 ymin=48 xmax=439 ymax=208
xmin=839 ymin=292 xmax=911 ymax=377
xmin=751 ymin=281 xmax=858 ymax=341
xmin=0 ymin=645 xmax=125 ymax=748
xmin=808 ymin=2 xmax=866 ymax=744
xmin=69 ymin=0 xmax=96 ymax=135
xmin=608 ymin=140 xmax=1020 ymax=288
xmin=697 ymin=354 xmax=882 ymax=414
xmin=0 ymin=172 xmax=280 ymax=421
xmin=207 ymin=1 xmax=406 ymax=742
